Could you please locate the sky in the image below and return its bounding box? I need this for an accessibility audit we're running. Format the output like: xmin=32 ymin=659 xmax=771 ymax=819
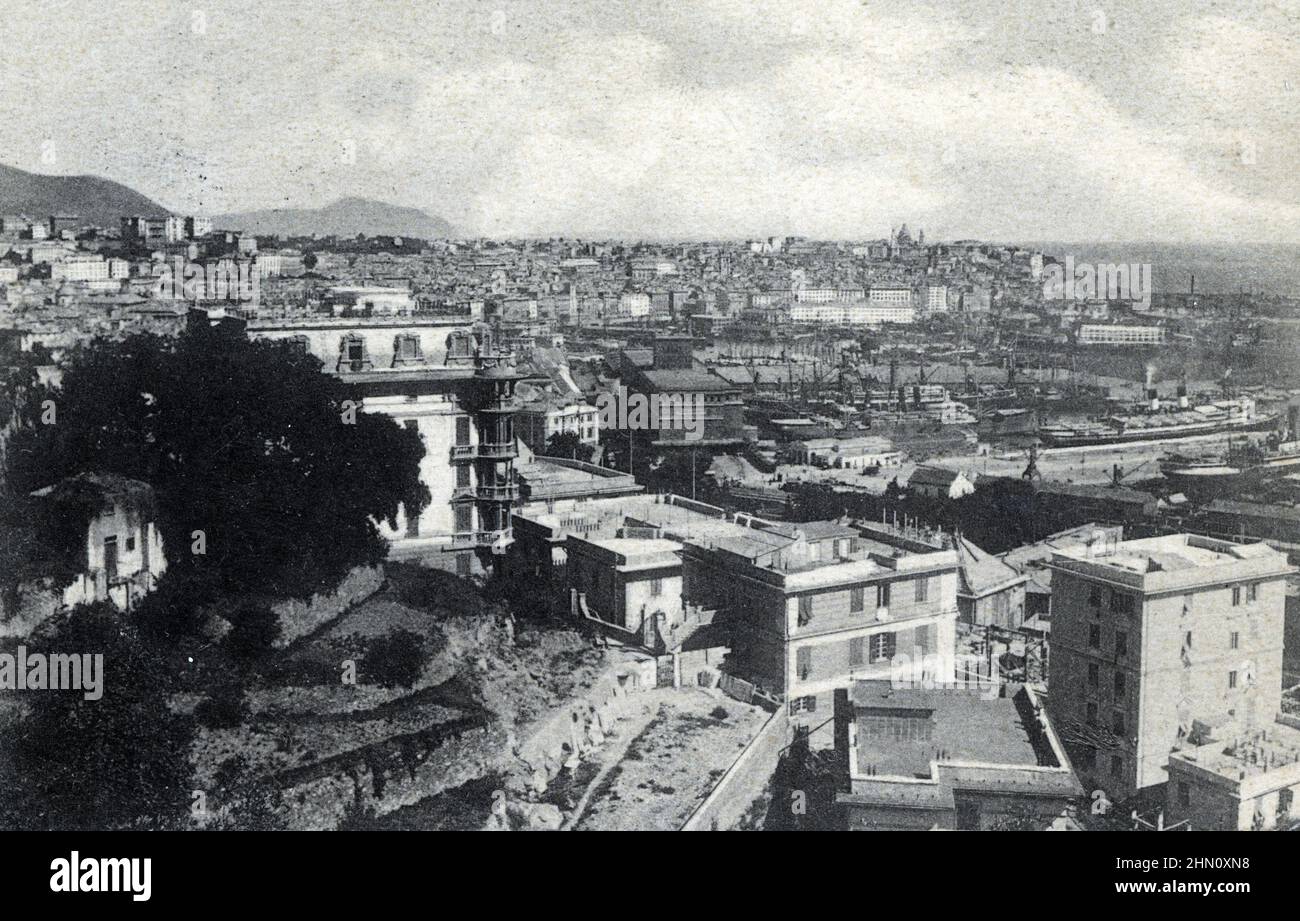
xmin=2 ymin=0 xmax=1297 ymax=242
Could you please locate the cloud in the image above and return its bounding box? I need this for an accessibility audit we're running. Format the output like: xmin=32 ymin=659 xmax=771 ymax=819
xmin=0 ymin=0 xmax=1296 ymax=242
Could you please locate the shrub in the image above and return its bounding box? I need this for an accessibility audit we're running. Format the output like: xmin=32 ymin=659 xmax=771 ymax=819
xmin=195 ymin=683 xmax=250 ymax=730
xmin=361 ymin=629 xmax=427 ymax=689
xmin=225 ymin=601 xmax=282 ymax=664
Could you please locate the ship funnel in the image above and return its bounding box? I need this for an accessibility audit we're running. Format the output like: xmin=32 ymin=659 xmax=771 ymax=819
xmin=1145 ymin=365 xmax=1158 ymax=410
xmin=1177 ymin=378 xmax=1188 ymax=409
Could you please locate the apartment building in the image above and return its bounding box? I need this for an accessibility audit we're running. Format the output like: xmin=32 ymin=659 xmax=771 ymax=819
xmin=1046 ymin=533 xmax=1294 ymax=802
xmin=867 ymin=284 xmax=914 ymax=306
xmin=567 ymin=537 xmax=683 ymax=647
xmin=506 ymin=495 xmax=959 ymax=708
xmin=246 ymin=314 xmax=519 ymax=575
xmin=516 ymin=393 xmax=599 ymax=455
xmin=683 ymin=520 xmax=961 ymax=719
xmin=50 ymin=255 xmax=110 ymax=283
xmin=925 ymin=284 xmax=949 ymax=312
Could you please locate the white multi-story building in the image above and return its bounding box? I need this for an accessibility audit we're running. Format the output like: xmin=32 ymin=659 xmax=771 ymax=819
xmin=247 ymin=315 xmax=521 ymax=576
xmin=791 ymin=300 xmax=916 ymax=326
xmin=794 ymin=287 xmax=864 ymax=303
xmin=517 ymin=396 xmax=599 ymax=455
xmin=51 ymin=255 xmax=109 ymax=283
xmin=618 ymin=291 xmax=651 ymax=317
xmin=868 ymin=284 xmax=914 ymax=307
xmin=254 ymin=253 xmax=285 ymax=277
xmin=925 ymin=284 xmax=949 ymax=312
xmin=1048 ymin=533 xmax=1294 ymax=801
xmin=164 ymin=215 xmax=186 ymax=243
xmin=790 ymin=301 xmax=848 ymax=324
xmin=1077 ymin=323 xmax=1166 ymax=346
xmin=847 ymin=302 xmax=916 ymax=325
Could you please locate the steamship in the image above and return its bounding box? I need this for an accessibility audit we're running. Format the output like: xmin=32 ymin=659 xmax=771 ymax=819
xmin=1038 ymin=380 xmax=1279 ymax=448
xmin=1160 ymin=407 xmax=1300 ymax=494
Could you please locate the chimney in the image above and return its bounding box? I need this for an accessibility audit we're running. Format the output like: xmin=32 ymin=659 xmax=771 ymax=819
xmin=1177 ymin=377 xmax=1189 ymax=409
xmin=1146 ymin=366 xmax=1159 ymax=410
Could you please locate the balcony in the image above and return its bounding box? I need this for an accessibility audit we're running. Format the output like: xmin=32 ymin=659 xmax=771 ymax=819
xmin=450 ymin=442 xmax=517 ymax=462
xmin=475 ymin=442 xmax=517 ymax=460
xmin=449 ymin=528 xmax=513 ymax=549
xmin=475 ymin=484 xmax=518 ymax=502
xmin=450 ymin=485 xmax=476 ymax=501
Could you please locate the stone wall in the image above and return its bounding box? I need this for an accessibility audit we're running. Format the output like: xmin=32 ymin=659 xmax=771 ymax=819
xmin=681 ymin=707 xmax=792 ymax=831
xmin=273 ymin=565 xmax=385 ymax=647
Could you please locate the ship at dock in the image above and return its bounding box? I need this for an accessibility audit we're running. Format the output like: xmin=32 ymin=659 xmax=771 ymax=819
xmin=1038 ymin=396 xmax=1277 ymax=448
xmin=1037 ymin=370 xmax=1280 ymax=449
xmin=1160 ymin=409 xmax=1300 ymax=496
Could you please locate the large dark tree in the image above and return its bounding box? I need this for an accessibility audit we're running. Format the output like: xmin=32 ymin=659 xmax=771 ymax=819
xmin=4 ymin=321 xmax=429 ymax=605
xmin=0 ymin=603 xmax=195 ymax=829
xmin=0 ymin=347 xmax=58 ymax=616
xmin=542 ymin=431 xmax=592 ymax=462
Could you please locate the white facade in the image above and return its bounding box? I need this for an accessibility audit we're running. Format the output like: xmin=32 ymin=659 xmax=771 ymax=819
xmin=925 ymin=285 xmax=949 ymax=312
xmin=868 ymin=285 xmax=914 ymax=306
xmin=51 ymin=256 xmax=110 ymax=283
xmin=790 ymin=300 xmax=916 ymax=326
xmin=327 ymin=286 xmax=414 ymax=315
xmin=56 ymin=493 xmax=167 ymax=612
xmin=1078 ymin=323 xmax=1166 ymax=346
xmin=794 ymin=287 xmax=864 ymax=303
xmin=618 ymin=292 xmax=651 ymax=317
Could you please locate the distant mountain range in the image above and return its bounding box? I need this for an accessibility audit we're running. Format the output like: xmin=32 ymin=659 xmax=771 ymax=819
xmin=214 ymin=197 xmax=457 ymax=240
xmin=0 ymin=163 xmax=168 ymax=227
xmin=0 ymin=163 xmax=457 ymax=240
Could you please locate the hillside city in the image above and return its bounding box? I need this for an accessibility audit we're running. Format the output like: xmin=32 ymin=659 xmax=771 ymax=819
xmin=2 ymin=201 xmax=1300 ymax=832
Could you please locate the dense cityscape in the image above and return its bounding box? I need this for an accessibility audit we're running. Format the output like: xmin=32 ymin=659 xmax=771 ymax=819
xmin=2 ymin=195 xmax=1299 ymax=835
xmin=2 ymin=14 xmax=1300 ymax=904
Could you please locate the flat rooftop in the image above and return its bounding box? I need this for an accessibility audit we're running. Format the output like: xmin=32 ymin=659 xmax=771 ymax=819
xmin=1051 ymin=533 xmax=1293 ymax=591
xmin=584 ymin=537 xmax=682 ymax=569
xmin=515 ymin=458 xmax=641 ymax=502
xmin=518 ymin=494 xmax=956 ymax=581
xmin=1173 ymin=721 xmax=1300 ymax=783
xmin=850 ymin=681 xmax=1042 ymax=779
